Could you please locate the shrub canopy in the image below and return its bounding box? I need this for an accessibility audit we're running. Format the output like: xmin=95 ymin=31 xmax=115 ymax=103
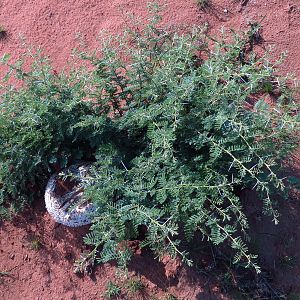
xmin=0 ymin=4 xmax=299 ymax=272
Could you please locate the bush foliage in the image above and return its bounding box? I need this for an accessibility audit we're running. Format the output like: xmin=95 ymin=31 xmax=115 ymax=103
xmin=0 ymin=4 xmax=299 ymax=272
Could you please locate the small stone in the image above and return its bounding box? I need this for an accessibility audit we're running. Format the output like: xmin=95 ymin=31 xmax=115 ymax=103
xmin=224 ymin=8 xmax=228 ymax=13
xmin=10 ymin=254 xmax=15 ymax=260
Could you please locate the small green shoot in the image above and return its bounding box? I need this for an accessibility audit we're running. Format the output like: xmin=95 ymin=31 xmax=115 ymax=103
xmin=165 ymin=294 xmax=178 ymax=300
xmin=30 ymin=238 xmax=42 ymax=251
xmin=104 ymin=281 xmax=121 ymax=299
xmin=196 ymin=0 xmax=210 ymax=9
xmin=24 ymin=235 xmax=43 ymax=251
xmin=125 ymin=277 xmax=145 ymax=294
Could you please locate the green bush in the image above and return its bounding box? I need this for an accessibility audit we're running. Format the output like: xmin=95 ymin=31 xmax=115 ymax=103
xmin=0 ymin=4 xmax=299 ymax=272
xmin=0 ymin=50 xmax=108 ymax=214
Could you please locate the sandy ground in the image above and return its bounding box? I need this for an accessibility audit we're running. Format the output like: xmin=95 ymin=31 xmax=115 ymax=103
xmin=0 ymin=1 xmax=299 ymax=299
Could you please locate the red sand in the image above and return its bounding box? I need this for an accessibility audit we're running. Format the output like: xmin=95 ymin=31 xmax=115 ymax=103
xmin=0 ymin=0 xmax=299 ymax=77
xmin=0 ymin=1 xmax=299 ymax=299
